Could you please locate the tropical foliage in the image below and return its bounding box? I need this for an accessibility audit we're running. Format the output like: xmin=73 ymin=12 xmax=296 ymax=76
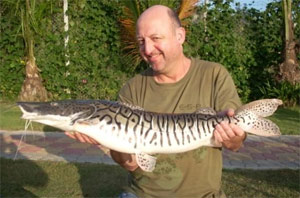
xmin=0 ymin=0 xmax=299 ymax=105
xmin=2 ymin=0 xmax=49 ymax=101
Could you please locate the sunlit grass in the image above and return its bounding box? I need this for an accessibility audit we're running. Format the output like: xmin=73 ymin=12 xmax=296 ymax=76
xmin=269 ymin=106 xmax=300 ymax=135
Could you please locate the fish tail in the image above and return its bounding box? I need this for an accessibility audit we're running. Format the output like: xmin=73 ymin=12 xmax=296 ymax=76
xmin=235 ymin=99 xmax=282 ymax=136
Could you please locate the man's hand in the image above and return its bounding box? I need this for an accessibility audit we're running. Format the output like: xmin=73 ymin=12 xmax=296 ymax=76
xmin=65 ymin=132 xmax=138 ymax=171
xmin=65 ymin=131 xmax=100 ymax=145
xmin=110 ymin=151 xmax=139 ymax=171
xmin=213 ymin=109 xmax=246 ymax=151
xmin=65 ymin=131 xmax=112 ymax=156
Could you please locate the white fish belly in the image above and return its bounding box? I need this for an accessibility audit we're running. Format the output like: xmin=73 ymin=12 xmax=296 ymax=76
xmin=74 ymin=120 xmax=217 ymax=154
xmin=74 ymin=121 xmax=137 ymax=154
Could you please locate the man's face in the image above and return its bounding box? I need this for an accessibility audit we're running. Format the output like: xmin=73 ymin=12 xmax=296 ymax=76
xmin=136 ymin=15 xmax=183 ymax=73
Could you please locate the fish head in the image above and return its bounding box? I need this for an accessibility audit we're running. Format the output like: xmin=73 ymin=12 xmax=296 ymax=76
xmin=17 ymin=100 xmax=98 ymax=131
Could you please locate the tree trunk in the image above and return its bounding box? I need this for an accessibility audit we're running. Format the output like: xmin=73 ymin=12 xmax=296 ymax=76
xmin=19 ymin=58 xmax=48 ymax=102
xmin=279 ymin=0 xmax=300 ymax=84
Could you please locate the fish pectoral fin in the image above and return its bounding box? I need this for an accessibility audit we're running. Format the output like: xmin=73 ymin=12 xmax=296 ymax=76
xmin=136 ymin=152 xmax=156 ymax=172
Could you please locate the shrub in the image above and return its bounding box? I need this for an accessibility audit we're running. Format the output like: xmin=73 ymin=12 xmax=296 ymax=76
xmin=259 ymin=81 xmax=300 ymax=107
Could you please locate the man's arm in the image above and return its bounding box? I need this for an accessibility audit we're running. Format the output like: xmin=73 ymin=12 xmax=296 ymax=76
xmin=213 ymin=109 xmax=246 ymax=151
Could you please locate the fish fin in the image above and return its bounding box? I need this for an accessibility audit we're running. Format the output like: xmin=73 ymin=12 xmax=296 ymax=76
xmin=235 ymin=99 xmax=282 ymax=118
xmin=248 ymin=117 xmax=281 ymax=136
xmin=195 ymin=107 xmax=216 ymax=115
xmin=236 ymin=111 xmax=281 ymax=136
xmin=234 ymin=99 xmax=282 ymax=136
xmin=136 ymin=152 xmax=156 ymax=172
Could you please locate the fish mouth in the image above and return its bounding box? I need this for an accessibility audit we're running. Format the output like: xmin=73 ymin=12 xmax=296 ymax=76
xmin=17 ymin=102 xmax=54 ymax=120
xmin=17 ymin=104 xmax=38 ymax=120
xmin=17 ymin=101 xmax=82 ymax=121
xmin=17 ymin=102 xmax=39 ymax=113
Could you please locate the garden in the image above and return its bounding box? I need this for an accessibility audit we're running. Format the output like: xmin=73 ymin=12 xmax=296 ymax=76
xmin=0 ymin=0 xmax=299 ymax=197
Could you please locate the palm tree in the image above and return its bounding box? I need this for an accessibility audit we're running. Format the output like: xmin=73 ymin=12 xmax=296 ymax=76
xmin=119 ymin=0 xmax=199 ymax=71
xmin=279 ymin=0 xmax=300 ymax=84
xmin=17 ymin=0 xmax=48 ymax=101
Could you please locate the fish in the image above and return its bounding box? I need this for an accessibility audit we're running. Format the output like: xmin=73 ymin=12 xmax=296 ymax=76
xmin=17 ymin=98 xmax=282 ymax=172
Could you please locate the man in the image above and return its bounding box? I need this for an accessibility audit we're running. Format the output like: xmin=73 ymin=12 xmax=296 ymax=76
xmin=67 ymin=5 xmax=246 ymax=197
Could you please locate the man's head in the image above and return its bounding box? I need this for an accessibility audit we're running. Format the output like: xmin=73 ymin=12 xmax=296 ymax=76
xmin=136 ymin=5 xmax=186 ymax=73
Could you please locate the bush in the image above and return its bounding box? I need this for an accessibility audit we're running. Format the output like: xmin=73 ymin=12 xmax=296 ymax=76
xmin=259 ymin=81 xmax=300 ymax=107
xmin=0 ymin=0 xmax=299 ymax=103
xmin=0 ymin=0 xmax=128 ymax=101
xmin=185 ymin=1 xmax=255 ymax=102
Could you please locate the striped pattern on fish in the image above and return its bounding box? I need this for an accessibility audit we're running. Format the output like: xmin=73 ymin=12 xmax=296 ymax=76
xmin=17 ymin=99 xmax=282 ymax=171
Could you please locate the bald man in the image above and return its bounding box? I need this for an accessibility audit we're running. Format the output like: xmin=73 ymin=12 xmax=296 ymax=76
xmin=67 ymin=5 xmax=246 ymax=198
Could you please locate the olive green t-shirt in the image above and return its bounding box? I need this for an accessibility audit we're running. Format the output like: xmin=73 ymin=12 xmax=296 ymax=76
xmin=118 ymin=58 xmax=241 ymax=198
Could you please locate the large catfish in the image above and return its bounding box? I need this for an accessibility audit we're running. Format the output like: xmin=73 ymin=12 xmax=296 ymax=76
xmin=17 ymin=99 xmax=282 ymax=171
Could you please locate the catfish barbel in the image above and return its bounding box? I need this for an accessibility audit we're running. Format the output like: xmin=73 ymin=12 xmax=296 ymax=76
xmin=17 ymin=99 xmax=282 ymax=171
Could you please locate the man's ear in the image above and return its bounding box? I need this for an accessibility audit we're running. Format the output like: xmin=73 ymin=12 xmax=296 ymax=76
xmin=176 ymin=27 xmax=186 ymax=44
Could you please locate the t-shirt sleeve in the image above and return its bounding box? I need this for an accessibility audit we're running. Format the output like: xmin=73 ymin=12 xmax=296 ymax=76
xmin=214 ymin=66 xmax=242 ymax=111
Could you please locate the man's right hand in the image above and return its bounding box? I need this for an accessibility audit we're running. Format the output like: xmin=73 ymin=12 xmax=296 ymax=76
xmin=65 ymin=132 xmax=139 ymax=171
xmin=110 ymin=150 xmax=139 ymax=171
xmin=65 ymin=131 xmax=100 ymax=145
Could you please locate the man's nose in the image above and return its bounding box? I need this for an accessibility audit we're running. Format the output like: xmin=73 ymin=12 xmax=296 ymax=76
xmin=143 ymin=39 xmax=154 ymax=55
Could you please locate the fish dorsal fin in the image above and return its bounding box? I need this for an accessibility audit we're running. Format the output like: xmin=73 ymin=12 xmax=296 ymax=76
xmin=119 ymin=102 xmax=145 ymax=111
xmin=136 ymin=152 xmax=157 ymax=172
xmin=235 ymin=99 xmax=283 ymax=118
xmin=195 ymin=108 xmax=216 ymax=115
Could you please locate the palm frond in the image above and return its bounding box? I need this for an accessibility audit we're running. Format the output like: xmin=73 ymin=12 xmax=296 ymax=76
xmin=119 ymin=2 xmax=141 ymax=69
xmin=177 ymin=0 xmax=199 ymax=27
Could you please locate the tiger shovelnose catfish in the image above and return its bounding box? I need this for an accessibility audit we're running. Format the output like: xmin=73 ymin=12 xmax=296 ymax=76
xmin=17 ymin=99 xmax=282 ymax=172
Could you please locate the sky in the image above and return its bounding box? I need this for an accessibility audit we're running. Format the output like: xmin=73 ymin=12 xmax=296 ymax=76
xmin=234 ymin=0 xmax=276 ymax=10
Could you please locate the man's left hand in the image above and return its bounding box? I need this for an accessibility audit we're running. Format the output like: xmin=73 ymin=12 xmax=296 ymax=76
xmin=213 ymin=109 xmax=246 ymax=151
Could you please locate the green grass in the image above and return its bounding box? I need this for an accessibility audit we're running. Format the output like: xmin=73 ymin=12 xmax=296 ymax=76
xmin=1 ymin=158 xmax=299 ymax=198
xmin=0 ymin=158 xmax=127 ymax=197
xmin=223 ymin=169 xmax=300 ymax=198
xmin=269 ymin=106 xmax=300 ymax=135
xmin=1 ymin=102 xmax=299 ymax=135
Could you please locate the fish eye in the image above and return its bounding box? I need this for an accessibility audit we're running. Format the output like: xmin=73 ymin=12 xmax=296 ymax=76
xmin=50 ymin=102 xmax=58 ymax=106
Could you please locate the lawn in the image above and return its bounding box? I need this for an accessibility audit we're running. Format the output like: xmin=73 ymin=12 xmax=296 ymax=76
xmin=1 ymin=158 xmax=299 ymax=198
xmin=269 ymin=106 xmax=300 ymax=135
